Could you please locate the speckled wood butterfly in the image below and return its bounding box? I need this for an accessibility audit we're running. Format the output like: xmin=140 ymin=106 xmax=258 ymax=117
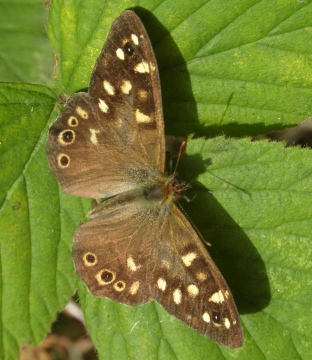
xmin=46 ymin=10 xmax=243 ymax=348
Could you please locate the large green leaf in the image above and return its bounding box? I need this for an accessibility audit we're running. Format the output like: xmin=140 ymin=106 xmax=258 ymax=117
xmin=0 ymin=83 xmax=91 ymax=359
xmin=0 ymin=0 xmax=312 ymax=359
xmin=0 ymin=0 xmax=54 ymax=86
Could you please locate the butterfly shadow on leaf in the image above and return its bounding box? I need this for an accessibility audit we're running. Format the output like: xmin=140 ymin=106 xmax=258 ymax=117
xmin=177 ymin=151 xmax=271 ymax=316
xmin=135 ymin=7 xmax=271 ymax=316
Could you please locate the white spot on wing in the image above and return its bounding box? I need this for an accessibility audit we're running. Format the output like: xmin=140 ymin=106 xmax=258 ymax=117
xmin=173 ymin=289 xmax=182 ymax=304
xmin=135 ymin=109 xmax=151 ymax=123
xmin=224 ymin=318 xmax=231 ymax=329
xmin=127 ymin=256 xmax=139 ymax=272
xmin=103 ymin=80 xmax=115 ymax=95
xmin=131 ymin=34 xmax=139 ymax=45
xmin=76 ymin=106 xmax=88 ymax=119
xmin=129 ymin=281 xmax=140 ymax=295
xmin=134 ymin=61 xmax=150 ymax=73
xmin=89 ymin=129 xmax=100 ymax=145
xmin=120 ymin=80 xmax=132 ymax=94
xmin=116 ymin=48 xmax=125 ymax=60
xmin=98 ymin=99 xmax=109 ymax=113
xmin=209 ymin=290 xmax=225 ymax=304
xmin=157 ymin=278 xmax=167 ymax=291
xmin=182 ymin=252 xmax=197 ymax=267
xmin=187 ymin=284 xmax=199 ymax=298
xmin=203 ymin=312 xmax=210 ymax=323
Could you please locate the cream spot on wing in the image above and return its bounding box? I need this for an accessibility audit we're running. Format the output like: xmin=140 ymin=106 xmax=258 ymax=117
xmin=138 ymin=89 xmax=148 ymax=100
xmin=173 ymin=289 xmax=182 ymax=304
xmin=120 ymin=80 xmax=132 ymax=94
xmin=150 ymin=62 xmax=156 ymax=71
xmin=203 ymin=312 xmax=210 ymax=323
xmin=157 ymin=278 xmax=167 ymax=291
xmin=135 ymin=109 xmax=151 ymax=123
xmin=82 ymin=252 xmax=97 ymax=267
xmin=209 ymin=290 xmax=225 ymax=304
xmin=233 ymin=320 xmax=237 ymax=325
xmin=127 ymin=256 xmax=140 ymax=272
xmin=115 ymin=118 xmax=123 ymax=128
xmin=58 ymin=129 xmax=75 ymax=145
xmin=103 ymin=80 xmax=115 ymax=95
xmin=196 ymin=272 xmax=207 ymax=282
xmin=116 ymin=48 xmax=125 ymax=60
xmin=68 ymin=116 xmax=78 ymax=127
xmin=131 ymin=33 xmax=139 ymax=45
xmin=57 ymin=153 xmax=70 ymax=168
xmin=134 ymin=61 xmax=150 ymax=73
xmin=89 ymin=128 xmax=100 ymax=145
xmin=224 ymin=290 xmax=229 ymax=299
xmin=114 ymin=280 xmax=126 ymax=292
xmin=98 ymin=98 xmax=109 ymax=113
xmin=129 ymin=281 xmax=140 ymax=295
xmin=76 ymin=106 xmax=88 ymax=119
xmin=224 ymin=318 xmax=231 ymax=329
xmin=161 ymin=260 xmax=170 ymax=269
xmin=182 ymin=252 xmax=197 ymax=267
xmin=187 ymin=284 xmax=199 ymax=298
xmin=95 ymin=269 xmax=115 ymax=285
xmin=213 ymin=321 xmax=221 ymax=328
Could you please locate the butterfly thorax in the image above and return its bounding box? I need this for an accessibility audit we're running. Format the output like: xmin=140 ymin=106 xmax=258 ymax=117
xmin=88 ymin=176 xmax=187 ymax=220
xmin=143 ymin=176 xmax=189 ymax=204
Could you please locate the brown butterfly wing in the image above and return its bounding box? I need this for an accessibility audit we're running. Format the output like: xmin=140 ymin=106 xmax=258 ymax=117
xmin=153 ymin=204 xmax=243 ymax=348
xmin=73 ymin=191 xmax=155 ymax=304
xmin=46 ymin=11 xmax=165 ymax=198
xmin=73 ymin=192 xmax=242 ymax=348
xmin=89 ymin=11 xmax=165 ymax=172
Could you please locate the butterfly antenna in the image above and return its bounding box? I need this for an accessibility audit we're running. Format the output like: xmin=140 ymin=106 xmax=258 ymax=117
xmin=176 ymin=202 xmax=212 ymax=246
xmin=173 ymin=137 xmax=188 ymax=176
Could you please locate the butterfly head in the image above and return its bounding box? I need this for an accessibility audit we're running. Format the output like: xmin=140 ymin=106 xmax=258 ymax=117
xmin=168 ymin=177 xmax=190 ymax=200
xmin=144 ymin=175 xmax=190 ymax=206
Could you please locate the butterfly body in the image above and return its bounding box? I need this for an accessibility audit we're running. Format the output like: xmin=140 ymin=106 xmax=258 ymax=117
xmin=47 ymin=10 xmax=243 ymax=348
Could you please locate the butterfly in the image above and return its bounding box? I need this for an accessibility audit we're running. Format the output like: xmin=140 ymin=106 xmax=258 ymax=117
xmin=46 ymin=10 xmax=243 ymax=348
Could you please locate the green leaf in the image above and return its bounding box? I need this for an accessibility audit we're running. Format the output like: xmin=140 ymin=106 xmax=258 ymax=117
xmin=0 ymin=1 xmax=54 ymax=86
xmin=0 ymin=83 xmax=91 ymax=359
xmin=1 ymin=0 xmax=312 ymax=359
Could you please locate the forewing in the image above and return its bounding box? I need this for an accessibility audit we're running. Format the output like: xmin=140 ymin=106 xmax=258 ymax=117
xmin=89 ymin=11 xmax=165 ymax=172
xmin=47 ymin=92 xmax=153 ymax=198
xmin=46 ymin=11 xmax=165 ymax=198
